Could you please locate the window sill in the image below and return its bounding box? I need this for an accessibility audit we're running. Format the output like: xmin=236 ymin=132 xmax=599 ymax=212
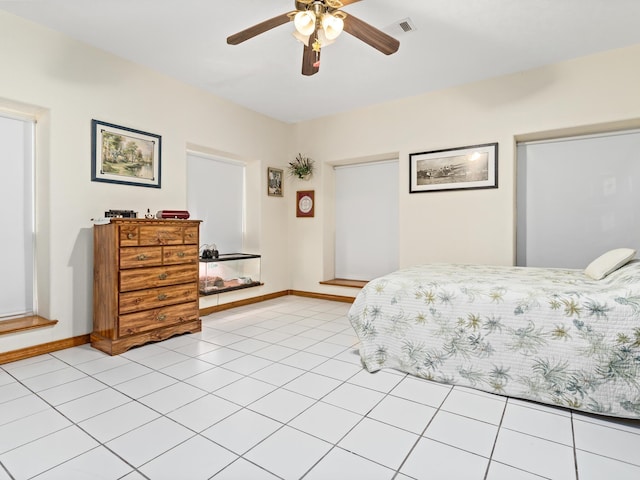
xmin=319 ymin=278 xmax=368 ymax=288
xmin=0 ymin=315 xmax=58 ymax=335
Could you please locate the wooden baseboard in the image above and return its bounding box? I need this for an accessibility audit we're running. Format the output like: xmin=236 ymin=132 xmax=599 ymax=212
xmin=1 ymin=291 xmax=356 ymax=365
xmin=0 ymin=334 xmax=90 ymax=365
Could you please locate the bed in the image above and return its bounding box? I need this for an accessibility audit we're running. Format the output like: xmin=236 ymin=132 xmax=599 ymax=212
xmin=348 ymin=250 xmax=640 ymax=419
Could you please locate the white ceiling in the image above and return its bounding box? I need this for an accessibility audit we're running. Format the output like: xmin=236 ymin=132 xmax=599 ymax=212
xmin=2 ymin=0 xmax=640 ymax=123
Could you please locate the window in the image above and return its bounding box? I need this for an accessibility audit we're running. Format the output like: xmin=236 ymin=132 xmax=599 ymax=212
xmin=186 ymin=152 xmax=245 ymax=254
xmin=0 ymin=113 xmax=35 ymax=319
xmin=334 ymin=160 xmax=399 ymax=280
xmin=517 ymin=129 xmax=640 ymax=268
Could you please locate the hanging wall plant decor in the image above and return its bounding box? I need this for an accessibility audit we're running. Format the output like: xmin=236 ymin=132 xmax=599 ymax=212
xmin=288 ymin=153 xmax=314 ymax=180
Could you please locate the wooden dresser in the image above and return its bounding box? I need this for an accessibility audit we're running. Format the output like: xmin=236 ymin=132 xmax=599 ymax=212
xmin=91 ymin=218 xmax=202 ymax=355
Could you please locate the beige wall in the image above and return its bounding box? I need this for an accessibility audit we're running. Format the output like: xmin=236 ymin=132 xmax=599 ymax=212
xmin=291 ymin=44 xmax=640 ymax=297
xmin=2 ymin=8 xmax=640 ymax=353
xmin=0 ymin=12 xmax=291 ymax=353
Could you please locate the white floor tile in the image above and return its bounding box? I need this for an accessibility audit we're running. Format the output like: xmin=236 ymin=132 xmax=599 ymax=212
xmin=441 ymin=387 xmax=506 ymax=425
xmin=50 ymin=344 xmax=106 ymax=365
xmin=347 ymin=369 xmax=404 ymax=393
xmin=573 ymin=418 xmax=640 ymax=465
xmin=37 ymin=376 xmax=106 ymax=406
xmin=283 ymin=372 xmax=342 ymax=399
xmin=305 ymin=340 xmax=349 ymax=357
xmin=0 ymin=426 xmax=98 ymax=479
xmin=250 ymin=362 xmax=306 ymax=387
xmin=20 ymin=366 xmax=88 ymax=392
xmin=73 ymin=354 xmax=131 ymax=375
xmin=6 ymin=357 xmax=68 ymax=381
xmin=226 ymin=338 xmax=272 ymax=354
xmin=304 ymin=447 xmax=395 ymax=480
xmin=390 ymin=375 xmax=452 ymax=408
xmin=184 ymin=366 xmax=243 ymax=392
xmin=211 ymin=458 xmax=280 ymax=480
xmin=33 ymin=445 xmax=133 ymax=480
xmin=220 ymin=354 xmax=273 ymax=375
xmin=0 ymin=394 xmax=50 ymax=426
xmin=138 ymin=381 xmax=206 ymax=414
xmin=424 ymin=410 xmax=499 ymax=457
xmin=311 ymin=358 xmax=362 ymax=380
xmin=213 ymin=377 xmax=277 ymax=406
xmin=202 ymin=409 xmax=282 ymax=455
xmin=501 ymin=402 xmax=574 ymax=446
xmin=196 ymin=347 xmax=245 ymax=366
xmin=492 ymin=428 xmax=576 ymax=479
xmin=401 ymin=437 xmax=489 ymax=480
xmin=276 ymin=334 xmax=318 ymax=350
xmin=172 ymin=340 xmax=221 ymax=357
xmin=113 ymin=371 xmax=177 ymax=398
xmin=106 ymin=417 xmax=194 ymax=467
xmin=576 ymin=449 xmax=640 ymax=480
xmin=289 ymin=401 xmax=362 ymax=443
xmin=0 ymin=408 xmax=71 ymax=453
xmin=486 ymin=461 xmax=548 ymax=479
xmin=139 ymin=435 xmax=237 ymax=480
xmin=135 ymin=350 xmax=191 ymax=370
xmin=0 ymin=382 xmax=31 ymax=404
xmin=252 ymin=344 xmax=299 ymax=362
xmin=79 ymin=401 xmax=160 ymax=443
xmin=248 ymin=388 xmax=316 ymax=423
xmin=92 ymin=362 xmax=153 ymax=386
xmin=339 ymin=417 xmax=419 ymax=470
xmin=367 ymin=394 xmax=437 ymax=435
xmin=159 ymin=357 xmax=216 ymax=380
xmin=244 ymin=426 xmax=332 ymax=480
xmin=322 ymin=383 xmax=385 ymax=415
xmin=55 ymin=387 xmax=130 ymax=423
xmin=167 ymin=394 xmax=240 ymax=432
xmin=279 ymin=351 xmax=328 ymax=370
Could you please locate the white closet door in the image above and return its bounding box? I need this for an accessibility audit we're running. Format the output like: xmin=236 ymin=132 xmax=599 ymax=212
xmin=335 ymin=160 xmax=399 ymax=280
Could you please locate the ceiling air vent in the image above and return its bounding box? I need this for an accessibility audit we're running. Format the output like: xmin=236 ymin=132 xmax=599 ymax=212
xmin=385 ymin=17 xmax=417 ymax=36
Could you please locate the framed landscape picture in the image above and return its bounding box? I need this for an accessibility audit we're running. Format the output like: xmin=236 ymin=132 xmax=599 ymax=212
xmin=91 ymin=119 xmax=161 ymax=188
xmin=409 ymin=142 xmax=498 ymax=193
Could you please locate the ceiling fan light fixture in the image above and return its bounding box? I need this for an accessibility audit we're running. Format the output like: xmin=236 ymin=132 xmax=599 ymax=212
xmin=294 ymin=10 xmax=316 ymax=36
xmin=321 ymin=12 xmax=344 ymax=40
xmin=292 ymin=30 xmax=311 ymax=46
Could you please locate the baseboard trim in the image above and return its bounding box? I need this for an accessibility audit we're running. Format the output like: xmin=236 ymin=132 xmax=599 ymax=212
xmin=1 ymin=291 xmax=357 ymax=365
xmin=0 ymin=334 xmax=90 ymax=365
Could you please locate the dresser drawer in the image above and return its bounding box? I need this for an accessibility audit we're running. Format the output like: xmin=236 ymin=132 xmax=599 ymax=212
xmin=163 ymin=245 xmax=199 ymax=265
xmin=119 ymin=284 xmax=198 ymax=314
xmin=139 ymin=225 xmax=184 ymax=245
xmin=120 ymin=247 xmax=163 ymax=269
xmin=183 ymin=225 xmax=198 ymax=244
xmin=120 ymin=265 xmax=197 ymax=292
xmin=118 ymin=302 xmax=198 ymax=336
xmin=119 ymin=224 xmax=139 ymax=246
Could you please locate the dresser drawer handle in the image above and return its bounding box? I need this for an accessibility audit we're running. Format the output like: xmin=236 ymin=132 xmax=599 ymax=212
xmin=137 ymin=254 xmax=147 ymax=261
xmin=157 ymin=294 xmax=168 ymax=300
xmin=177 ymin=251 xmax=185 ymax=258
xmin=158 ymin=273 xmax=168 ymax=280
xmin=157 ymin=314 xmax=167 ymax=321
xmin=127 ymin=233 xmax=135 ymax=240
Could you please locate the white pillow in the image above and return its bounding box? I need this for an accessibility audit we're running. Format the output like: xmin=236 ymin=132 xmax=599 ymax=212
xmin=584 ymin=248 xmax=636 ymax=280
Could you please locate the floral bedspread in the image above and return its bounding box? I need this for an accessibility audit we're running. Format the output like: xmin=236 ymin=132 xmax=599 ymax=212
xmin=348 ymin=261 xmax=640 ymax=418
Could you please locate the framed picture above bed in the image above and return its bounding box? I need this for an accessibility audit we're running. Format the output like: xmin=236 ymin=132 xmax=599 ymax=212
xmin=409 ymin=142 xmax=498 ymax=193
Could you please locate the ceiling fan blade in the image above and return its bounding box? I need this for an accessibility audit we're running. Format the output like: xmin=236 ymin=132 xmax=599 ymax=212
xmin=343 ymin=14 xmax=400 ymax=55
xmin=336 ymin=0 xmax=363 ymax=6
xmin=227 ymin=13 xmax=293 ymax=45
xmin=302 ymin=44 xmax=320 ymax=76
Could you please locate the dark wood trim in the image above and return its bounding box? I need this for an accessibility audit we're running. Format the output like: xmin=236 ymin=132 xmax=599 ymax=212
xmin=288 ymin=290 xmax=356 ymax=303
xmin=0 ymin=315 xmax=58 ymax=335
xmin=319 ymin=278 xmax=368 ymax=288
xmin=0 ymin=334 xmax=90 ymax=365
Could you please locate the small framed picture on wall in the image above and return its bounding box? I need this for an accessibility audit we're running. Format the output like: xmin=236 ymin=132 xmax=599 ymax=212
xmin=267 ymin=167 xmax=283 ymax=197
xmin=296 ymin=190 xmax=314 ymax=217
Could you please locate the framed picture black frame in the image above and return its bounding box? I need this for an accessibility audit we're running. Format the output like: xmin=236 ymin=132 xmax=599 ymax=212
xmin=409 ymin=142 xmax=498 ymax=193
xmin=91 ymin=119 xmax=161 ymax=188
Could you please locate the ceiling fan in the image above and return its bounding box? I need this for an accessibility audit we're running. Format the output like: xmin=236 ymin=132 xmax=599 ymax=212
xmin=226 ymin=0 xmax=400 ymax=76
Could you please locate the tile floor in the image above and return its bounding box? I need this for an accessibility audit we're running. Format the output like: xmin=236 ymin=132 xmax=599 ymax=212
xmin=1 ymin=296 xmax=640 ymax=479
